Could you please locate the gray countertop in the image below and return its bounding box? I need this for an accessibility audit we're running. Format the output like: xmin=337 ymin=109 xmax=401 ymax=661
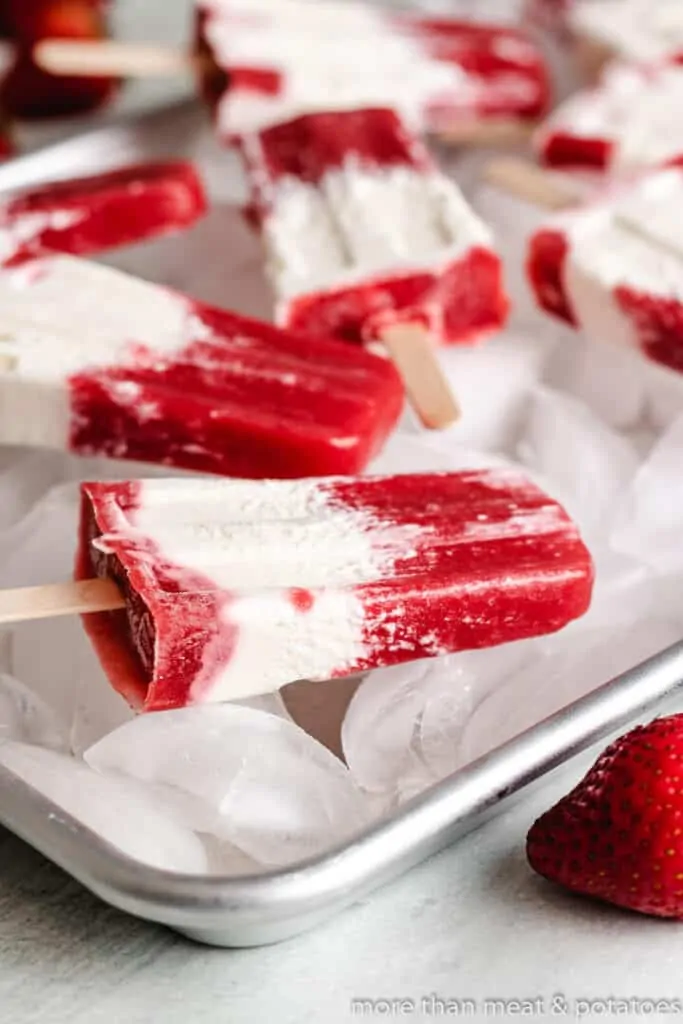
xmin=4 ymin=765 xmax=683 ymax=1024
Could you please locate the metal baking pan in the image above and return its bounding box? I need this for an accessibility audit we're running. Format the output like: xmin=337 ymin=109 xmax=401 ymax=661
xmin=0 ymin=102 xmax=682 ymax=947
xmin=1 ymin=641 xmax=682 ymax=947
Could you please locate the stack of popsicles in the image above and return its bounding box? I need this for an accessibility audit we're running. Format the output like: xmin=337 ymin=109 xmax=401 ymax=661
xmin=0 ymin=160 xmax=404 ymax=478
xmin=0 ymin=0 xmax=607 ymax=718
xmin=31 ymin=0 xmax=551 ymax=143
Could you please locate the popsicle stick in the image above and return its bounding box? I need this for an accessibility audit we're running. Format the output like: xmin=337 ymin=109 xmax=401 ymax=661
xmin=0 ymin=579 xmax=125 ymax=624
xmin=34 ymin=39 xmax=195 ymax=78
xmin=573 ymin=33 xmax=615 ymax=87
xmin=437 ymin=118 xmax=537 ymax=148
xmin=484 ymin=157 xmax=582 ymax=210
xmin=32 ymin=41 xmax=538 ymax=151
xmin=379 ymin=323 xmax=460 ymax=430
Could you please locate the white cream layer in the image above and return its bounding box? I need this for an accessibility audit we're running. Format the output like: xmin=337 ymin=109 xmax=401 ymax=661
xmin=203 ymin=0 xmax=472 ymax=134
xmin=108 ymin=476 xmax=422 ymax=701
xmin=539 ymin=64 xmax=683 ymax=173
xmin=240 ymin=159 xmax=493 ymax=306
xmin=552 ymin=169 xmax=683 ymax=353
xmin=571 ymin=0 xmax=683 ymax=63
xmin=0 ymin=255 xmax=201 ymax=450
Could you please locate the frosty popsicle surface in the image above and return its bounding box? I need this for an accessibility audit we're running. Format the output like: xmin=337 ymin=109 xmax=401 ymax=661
xmin=0 ymin=254 xmax=403 ymax=477
xmin=0 ymin=161 xmax=207 ymax=266
xmin=78 ymin=471 xmax=594 ymax=711
xmin=197 ymin=0 xmax=550 ymax=137
xmin=528 ymin=167 xmax=683 ymax=374
xmin=237 ymin=107 xmax=509 ymax=349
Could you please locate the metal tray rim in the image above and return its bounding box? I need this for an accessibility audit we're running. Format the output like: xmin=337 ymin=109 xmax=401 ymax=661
xmin=2 ymin=639 xmax=683 ymax=946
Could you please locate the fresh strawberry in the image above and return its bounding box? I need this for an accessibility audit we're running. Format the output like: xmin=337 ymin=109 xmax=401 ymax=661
xmin=0 ymin=0 xmax=118 ymax=120
xmin=1 ymin=0 xmax=106 ymax=41
xmin=527 ymin=714 xmax=683 ymax=919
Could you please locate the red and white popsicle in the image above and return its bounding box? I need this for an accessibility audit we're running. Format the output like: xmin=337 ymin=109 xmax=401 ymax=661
xmin=198 ymin=0 xmax=551 ymax=139
xmin=237 ymin=107 xmax=510 ymax=428
xmin=0 ymin=160 xmax=206 ymax=266
xmin=67 ymin=471 xmax=592 ymax=710
xmin=536 ymin=62 xmax=683 ymax=175
xmin=0 ymin=254 xmax=403 ymax=477
xmin=528 ymin=166 xmax=683 ymax=374
xmin=33 ymin=0 xmax=551 ymax=145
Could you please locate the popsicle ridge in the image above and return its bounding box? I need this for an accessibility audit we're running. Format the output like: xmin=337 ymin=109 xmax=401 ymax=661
xmin=237 ymin=107 xmax=509 ymax=347
xmin=0 ymin=254 xmax=403 ymax=476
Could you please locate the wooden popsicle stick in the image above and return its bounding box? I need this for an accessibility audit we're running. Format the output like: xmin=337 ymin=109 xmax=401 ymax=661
xmin=0 ymin=579 xmax=124 ymax=625
xmin=437 ymin=118 xmax=537 ymax=148
xmin=34 ymin=39 xmax=196 ymax=78
xmin=573 ymin=33 xmax=617 ymax=88
xmin=33 ymin=40 xmax=537 ymax=152
xmin=379 ymin=323 xmax=460 ymax=430
xmin=484 ymin=157 xmax=583 ymax=211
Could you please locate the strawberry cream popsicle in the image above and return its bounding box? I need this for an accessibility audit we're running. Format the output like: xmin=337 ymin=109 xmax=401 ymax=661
xmin=528 ymin=166 xmax=683 ymax=375
xmin=0 ymin=160 xmax=206 ymax=266
xmin=535 ymin=62 xmax=683 ymax=174
xmin=197 ymin=0 xmax=551 ymax=137
xmin=0 ymin=254 xmax=403 ymax=477
xmin=237 ymin=107 xmax=509 ymax=351
xmin=77 ymin=471 xmax=594 ymax=710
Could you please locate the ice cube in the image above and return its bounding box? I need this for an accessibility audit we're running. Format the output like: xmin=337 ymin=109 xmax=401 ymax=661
xmin=85 ymin=705 xmax=371 ymax=867
xmin=341 ymin=648 xmax=529 ymax=801
xmin=0 ymin=449 xmax=70 ymax=532
xmin=545 ymin=335 xmax=647 ymax=432
xmin=341 ymin=660 xmax=433 ymax=800
xmin=0 ymin=672 xmax=68 ymax=750
xmin=517 ymin=386 xmax=639 ymax=538
xmin=644 ymin=359 xmax=683 ymax=433
xmin=369 ymin=428 xmax=517 ymax=478
xmin=561 ymin=545 xmax=662 ymax=637
xmin=0 ymin=481 xmax=79 ymax=589
xmin=235 ymin=692 xmax=292 ymax=721
xmin=436 ymin=332 xmax=548 ymax=452
xmin=458 ymin=618 xmax=683 ymax=768
xmin=611 ymin=414 xmax=683 ymax=574
xmin=11 ymin=615 xmax=136 ymax=757
xmin=200 ymin=834 xmax=263 ymax=876
xmin=0 ymin=742 xmax=209 ymax=874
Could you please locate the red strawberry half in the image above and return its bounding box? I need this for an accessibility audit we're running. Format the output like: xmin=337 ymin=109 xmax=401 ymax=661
xmin=527 ymin=714 xmax=683 ymax=919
